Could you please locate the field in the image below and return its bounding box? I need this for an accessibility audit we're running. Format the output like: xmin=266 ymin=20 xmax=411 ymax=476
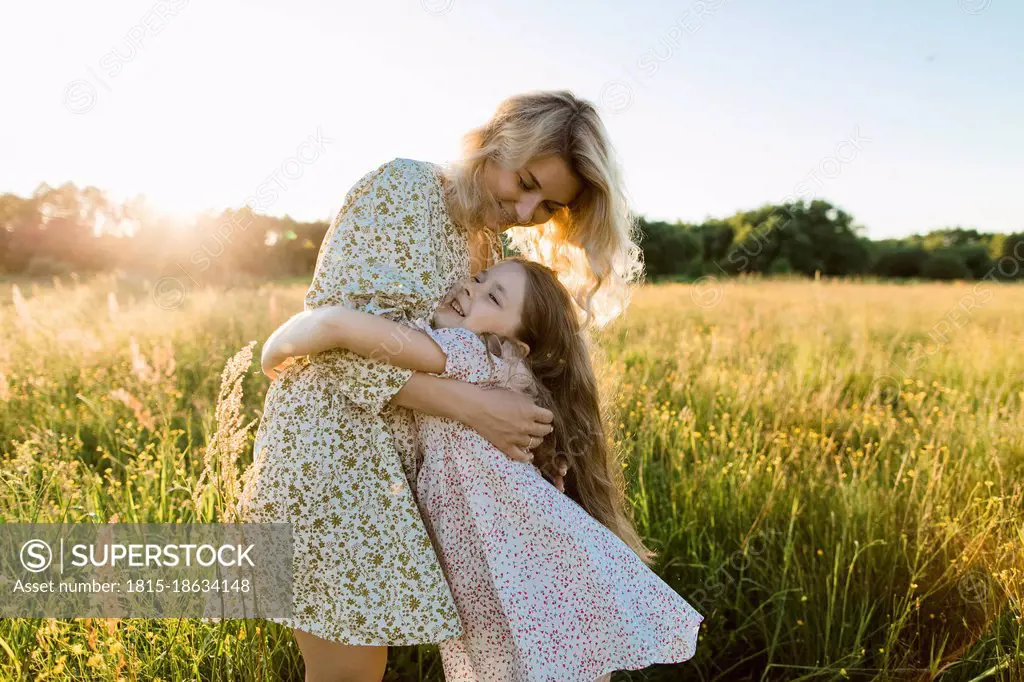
xmin=0 ymin=274 xmax=1022 ymax=681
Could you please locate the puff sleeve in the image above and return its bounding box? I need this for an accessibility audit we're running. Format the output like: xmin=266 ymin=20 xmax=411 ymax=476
xmin=303 ymin=158 xmax=439 ymax=414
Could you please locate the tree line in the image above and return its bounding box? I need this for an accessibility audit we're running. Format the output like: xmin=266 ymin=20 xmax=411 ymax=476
xmin=2 ymin=182 xmax=1021 ymax=284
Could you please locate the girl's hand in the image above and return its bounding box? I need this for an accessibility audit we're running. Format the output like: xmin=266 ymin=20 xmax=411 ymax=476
xmin=463 ymin=386 xmax=554 ymax=464
xmin=261 ymin=345 xmax=295 ymax=381
xmin=259 ymin=308 xmax=325 ymax=381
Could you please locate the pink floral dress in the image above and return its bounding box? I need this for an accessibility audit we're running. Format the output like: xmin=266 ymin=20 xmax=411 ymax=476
xmin=407 ymin=320 xmax=704 ymax=682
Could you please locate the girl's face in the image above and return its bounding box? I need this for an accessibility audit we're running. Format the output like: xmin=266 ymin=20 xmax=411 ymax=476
xmin=434 ymin=261 xmax=528 ymax=339
xmin=480 ymin=154 xmax=582 ymax=232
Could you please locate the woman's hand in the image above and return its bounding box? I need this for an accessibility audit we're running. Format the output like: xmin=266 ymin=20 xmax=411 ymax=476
xmin=462 ymin=386 xmax=554 ymax=464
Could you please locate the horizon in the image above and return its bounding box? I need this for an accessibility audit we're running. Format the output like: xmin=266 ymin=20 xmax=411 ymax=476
xmin=9 ymin=177 xmax=1020 ymax=244
xmin=3 ymin=0 xmax=1021 ymax=239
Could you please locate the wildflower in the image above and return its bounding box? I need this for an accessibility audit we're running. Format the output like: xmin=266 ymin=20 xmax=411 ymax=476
xmin=152 ymin=338 xmax=177 ymax=377
xmin=129 ymin=337 xmax=158 ymax=383
xmin=193 ymin=341 xmax=259 ymax=521
xmin=12 ymin=284 xmax=35 ymax=331
xmin=108 ymin=389 xmax=156 ymax=430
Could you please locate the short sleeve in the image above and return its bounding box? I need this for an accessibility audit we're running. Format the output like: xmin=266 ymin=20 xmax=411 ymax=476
xmin=483 ymin=334 xmax=539 ymax=396
xmin=303 ymin=159 xmax=438 ymax=414
xmin=421 ymin=326 xmax=498 ymax=385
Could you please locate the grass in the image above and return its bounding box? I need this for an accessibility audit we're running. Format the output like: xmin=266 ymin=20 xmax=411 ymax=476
xmin=0 ymin=272 xmax=1021 ymax=681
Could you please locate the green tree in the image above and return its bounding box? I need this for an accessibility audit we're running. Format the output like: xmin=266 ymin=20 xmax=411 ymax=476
xmin=921 ymin=252 xmax=971 ymax=280
xmin=637 ymin=218 xmax=701 ymax=278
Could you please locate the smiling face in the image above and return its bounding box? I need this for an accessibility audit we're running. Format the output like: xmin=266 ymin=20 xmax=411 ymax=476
xmin=433 ymin=261 xmax=529 ymax=339
xmin=480 ymin=154 xmax=583 ymax=232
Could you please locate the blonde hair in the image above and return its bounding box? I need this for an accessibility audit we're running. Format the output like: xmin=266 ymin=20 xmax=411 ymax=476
xmin=492 ymin=257 xmax=653 ymax=564
xmin=442 ymin=90 xmax=645 ymax=329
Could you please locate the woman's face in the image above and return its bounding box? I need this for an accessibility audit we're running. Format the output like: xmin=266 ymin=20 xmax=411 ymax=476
xmin=433 ymin=261 xmax=528 ymax=339
xmin=480 ymin=154 xmax=582 ymax=232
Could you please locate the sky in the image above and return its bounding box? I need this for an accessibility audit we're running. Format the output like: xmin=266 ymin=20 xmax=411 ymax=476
xmin=2 ymin=0 xmax=1021 ymax=239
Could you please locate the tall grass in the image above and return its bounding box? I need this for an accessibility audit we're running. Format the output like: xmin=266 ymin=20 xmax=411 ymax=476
xmin=0 ymin=273 xmax=1020 ymax=681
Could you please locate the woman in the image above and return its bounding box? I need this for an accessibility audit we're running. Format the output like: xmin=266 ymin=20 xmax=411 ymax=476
xmin=237 ymin=90 xmax=644 ymax=682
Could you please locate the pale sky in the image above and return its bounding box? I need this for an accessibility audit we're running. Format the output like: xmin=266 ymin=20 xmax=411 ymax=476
xmin=2 ymin=0 xmax=1021 ymax=239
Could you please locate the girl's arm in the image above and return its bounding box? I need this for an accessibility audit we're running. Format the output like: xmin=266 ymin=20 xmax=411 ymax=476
xmin=261 ymin=305 xmax=446 ymax=379
xmin=260 ymin=303 xmax=557 ymax=466
xmin=261 ymin=305 xmax=556 ymax=468
xmin=300 ymin=158 xmax=439 ymax=415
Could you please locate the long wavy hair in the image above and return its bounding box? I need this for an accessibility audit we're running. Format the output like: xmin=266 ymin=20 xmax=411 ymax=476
xmin=494 ymin=257 xmax=653 ymax=564
xmin=442 ymin=90 xmax=645 ymax=329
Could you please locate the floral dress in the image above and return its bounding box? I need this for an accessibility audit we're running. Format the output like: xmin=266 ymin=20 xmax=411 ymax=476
xmin=408 ymin=321 xmax=705 ymax=681
xmin=236 ymin=157 xmax=500 ymax=645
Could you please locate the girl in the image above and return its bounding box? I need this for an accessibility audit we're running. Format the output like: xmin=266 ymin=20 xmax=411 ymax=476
xmin=260 ymin=257 xmax=703 ymax=681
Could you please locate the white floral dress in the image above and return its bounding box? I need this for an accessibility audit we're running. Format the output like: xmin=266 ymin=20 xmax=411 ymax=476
xmin=408 ymin=321 xmax=705 ymax=681
xmin=236 ymin=158 xmax=500 ymax=645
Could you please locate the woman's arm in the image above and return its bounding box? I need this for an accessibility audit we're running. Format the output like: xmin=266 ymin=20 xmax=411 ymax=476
xmin=396 ymin=375 xmax=564 ymax=488
xmin=393 ymin=373 xmax=555 ymax=467
xmin=262 ymin=305 xmax=446 ymax=379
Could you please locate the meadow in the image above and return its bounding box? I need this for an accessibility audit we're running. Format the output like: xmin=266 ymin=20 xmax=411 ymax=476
xmin=0 ymin=273 xmax=1021 ymax=681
